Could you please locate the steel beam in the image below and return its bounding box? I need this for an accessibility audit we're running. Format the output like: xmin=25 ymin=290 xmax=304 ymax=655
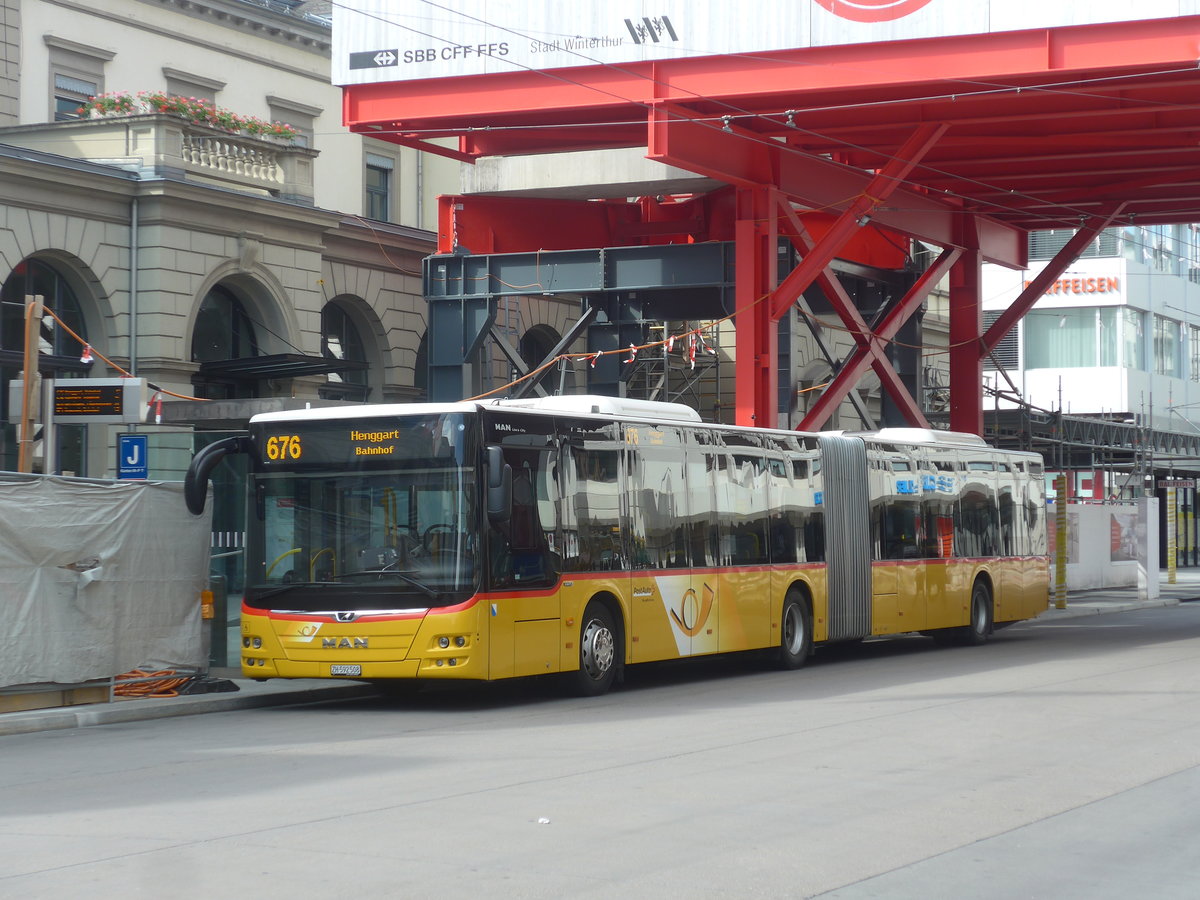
xmin=648 ymin=107 xmax=1023 ymax=267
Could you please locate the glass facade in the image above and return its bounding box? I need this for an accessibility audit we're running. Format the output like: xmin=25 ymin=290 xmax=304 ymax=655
xmin=1025 ymin=306 xmax=1146 ymax=371
xmin=1154 ymin=315 xmax=1182 ymax=377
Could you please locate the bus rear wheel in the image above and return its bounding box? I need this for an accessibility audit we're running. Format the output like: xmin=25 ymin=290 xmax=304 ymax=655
xmin=937 ymin=580 xmax=994 ymax=646
xmin=777 ymin=591 xmax=813 ymax=670
xmin=964 ymin=580 xmax=994 ymax=645
xmin=572 ymin=602 xmax=618 ymax=696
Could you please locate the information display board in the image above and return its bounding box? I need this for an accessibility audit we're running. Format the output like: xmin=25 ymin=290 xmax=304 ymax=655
xmin=51 ymin=378 xmax=148 ymax=424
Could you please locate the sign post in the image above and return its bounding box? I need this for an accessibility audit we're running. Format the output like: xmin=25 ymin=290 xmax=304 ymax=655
xmin=17 ymin=296 xmax=43 ymax=473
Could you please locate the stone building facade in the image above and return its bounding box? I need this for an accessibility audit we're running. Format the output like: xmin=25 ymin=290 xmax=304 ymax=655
xmin=0 ymin=0 xmax=465 ymax=481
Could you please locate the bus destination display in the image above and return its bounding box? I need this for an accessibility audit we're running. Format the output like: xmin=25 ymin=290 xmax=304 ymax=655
xmin=256 ymin=415 xmax=461 ymax=467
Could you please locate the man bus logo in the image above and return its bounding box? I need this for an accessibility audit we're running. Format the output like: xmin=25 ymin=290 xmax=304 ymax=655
xmin=814 ymin=0 xmax=933 ymax=22
xmin=323 ymin=637 xmax=369 ymax=649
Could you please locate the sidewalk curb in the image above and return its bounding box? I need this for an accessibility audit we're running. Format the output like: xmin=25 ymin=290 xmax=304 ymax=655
xmin=0 ymin=681 xmax=376 ymax=738
xmin=1040 ymin=597 xmax=1183 ymax=620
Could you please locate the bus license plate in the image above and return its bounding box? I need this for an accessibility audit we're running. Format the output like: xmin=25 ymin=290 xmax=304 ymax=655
xmin=330 ymin=664 xmax=362 ymax=677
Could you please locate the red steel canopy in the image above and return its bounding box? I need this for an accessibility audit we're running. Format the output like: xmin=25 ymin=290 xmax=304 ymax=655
xmin=344 ymin=15 xmax=1200 ymax=432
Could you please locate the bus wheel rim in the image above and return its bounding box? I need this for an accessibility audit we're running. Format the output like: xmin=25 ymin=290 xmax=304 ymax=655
xmin=581 ymin=618 xmax=614 ymax=679
xmin=784 ymin=604 xmax=804 ymax=654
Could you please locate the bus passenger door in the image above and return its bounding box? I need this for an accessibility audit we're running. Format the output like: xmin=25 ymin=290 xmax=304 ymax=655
xmin=484 ymin=423 xmax=561 ymax=680
xmin=554 ymin=420 xmax=630 ymax=670
xmin=625 ymin=424 xmax=711 ymax=662
xmin=874 ymin=490 xmax=927 ymax=634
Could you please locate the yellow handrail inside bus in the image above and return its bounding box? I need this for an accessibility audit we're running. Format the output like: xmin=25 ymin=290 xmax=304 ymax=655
xmin=310 ymin=546 xmax=336 ymax=580
xmin=266 ymin=548 xmax=301 ymax=579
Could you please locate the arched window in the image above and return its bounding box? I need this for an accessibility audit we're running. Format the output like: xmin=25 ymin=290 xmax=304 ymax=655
xmin=320 ymin=301 xmax=369 ymax=402
xmin=1 ymin=258 xmax=92 ymax=474
xmin=191 ymin=284 xmax=260 ymax=399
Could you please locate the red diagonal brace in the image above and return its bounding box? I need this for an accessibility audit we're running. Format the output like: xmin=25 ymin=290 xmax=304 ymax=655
xmin=777 ymin=201 xmax=959 ymax=430
xmin=769 ymin=123 xmax=948 ymax=322
xmin=797 ymin=245 xmax=960 ymax=431
xmin=983 ymin=204 xmax=1127 ymax=354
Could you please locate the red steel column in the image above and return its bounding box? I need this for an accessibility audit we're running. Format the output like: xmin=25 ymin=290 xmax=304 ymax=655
xmin=734 ymin=185 xmax=779 ymax=427
xmin=949 ymin=215 xmax=984 ymax=435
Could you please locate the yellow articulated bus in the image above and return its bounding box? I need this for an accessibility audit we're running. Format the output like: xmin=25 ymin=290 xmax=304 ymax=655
xmin=185 ymin=395 xmax=1049 ymax=696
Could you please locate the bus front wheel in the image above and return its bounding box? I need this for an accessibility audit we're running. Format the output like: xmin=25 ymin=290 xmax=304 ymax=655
xmin=572 ymin=602 xmax=619 ymax=696
xmin=777 ymin=591 xmax=813 ymax=670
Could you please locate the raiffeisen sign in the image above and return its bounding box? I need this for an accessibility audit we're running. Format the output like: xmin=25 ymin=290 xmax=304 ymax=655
xmin=332 ymin=0 xmax=1191 ymax=86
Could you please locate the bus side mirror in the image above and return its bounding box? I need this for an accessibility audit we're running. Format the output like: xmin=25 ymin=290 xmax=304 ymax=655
xmin=185 ymin=434 xmax=250 ymax=515
xmin=486 ymin=445 xmax=512 ymax=524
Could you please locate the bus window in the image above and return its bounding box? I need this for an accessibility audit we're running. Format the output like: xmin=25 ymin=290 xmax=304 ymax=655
xmin=922 ymin=497 xmax=956 ymax=558
xmin=685 ymin=430 xmax=718 ymax=569
xmin=999 ymin=484 xmax=1016 ymax=556
xmin=558 ymin=420 xmax=623 ymax=573
xmin=626 ymin=425 xmax=687 ymax=569
xmin=877 ymin=499 xmax=921 ymax=559
xmin=957 ymin=485 xmax=999 ymax=557
xmin=718 ymin=436 xmax=769 ymax=566
xmin=762 ymin=438 xmax=807 ymax=564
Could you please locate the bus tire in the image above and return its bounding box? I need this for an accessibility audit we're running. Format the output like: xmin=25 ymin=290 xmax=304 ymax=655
xmin=964 ymin=580 xmax=994 ymax=646
xmin=572 ymin=602 xmax=619 ymax=696
xmin=777 ymin=590 xmax=813 ymax=670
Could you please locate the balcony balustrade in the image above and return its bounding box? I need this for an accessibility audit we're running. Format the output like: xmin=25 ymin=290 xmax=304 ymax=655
xmin=0 ymin=112 xmax=318 ymax=204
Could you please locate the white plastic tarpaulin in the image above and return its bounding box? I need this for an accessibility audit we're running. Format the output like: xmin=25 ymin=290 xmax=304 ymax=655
xmin=0 ymin=474 xmax=212 ymax=689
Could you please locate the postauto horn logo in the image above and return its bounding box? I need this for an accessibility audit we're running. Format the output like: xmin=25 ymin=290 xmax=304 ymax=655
xmin=814 ymin=0 xmax=933 ymax=22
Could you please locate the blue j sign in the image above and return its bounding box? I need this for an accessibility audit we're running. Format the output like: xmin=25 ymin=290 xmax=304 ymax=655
xmin=118 ymin=434 xmax=148 ymax=479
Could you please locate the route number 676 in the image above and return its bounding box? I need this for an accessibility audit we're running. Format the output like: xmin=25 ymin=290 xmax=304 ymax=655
xmin=265 ymin=434 xmax=302 ymax=460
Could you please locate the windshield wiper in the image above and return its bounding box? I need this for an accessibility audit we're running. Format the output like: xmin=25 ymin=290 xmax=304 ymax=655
xmin=330 ymin=569 xmax=439 ymax=599
xmin=249 ymin=582 xmax=334 ymax=603
xmin=252 ymin=571 xmax=439 ymax=602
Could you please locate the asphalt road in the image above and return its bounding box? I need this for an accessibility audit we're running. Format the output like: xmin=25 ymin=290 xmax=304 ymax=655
xmin=2 ymin=605 xmax=1199 ymax=899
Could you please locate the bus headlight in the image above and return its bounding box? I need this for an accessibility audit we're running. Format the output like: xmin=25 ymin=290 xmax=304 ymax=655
xmin=438 ymin=636 xmax=450 ymax=649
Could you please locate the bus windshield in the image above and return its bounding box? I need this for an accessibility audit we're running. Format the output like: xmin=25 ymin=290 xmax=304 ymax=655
xmin=245 ymin=413 xmax=479 ymax=611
